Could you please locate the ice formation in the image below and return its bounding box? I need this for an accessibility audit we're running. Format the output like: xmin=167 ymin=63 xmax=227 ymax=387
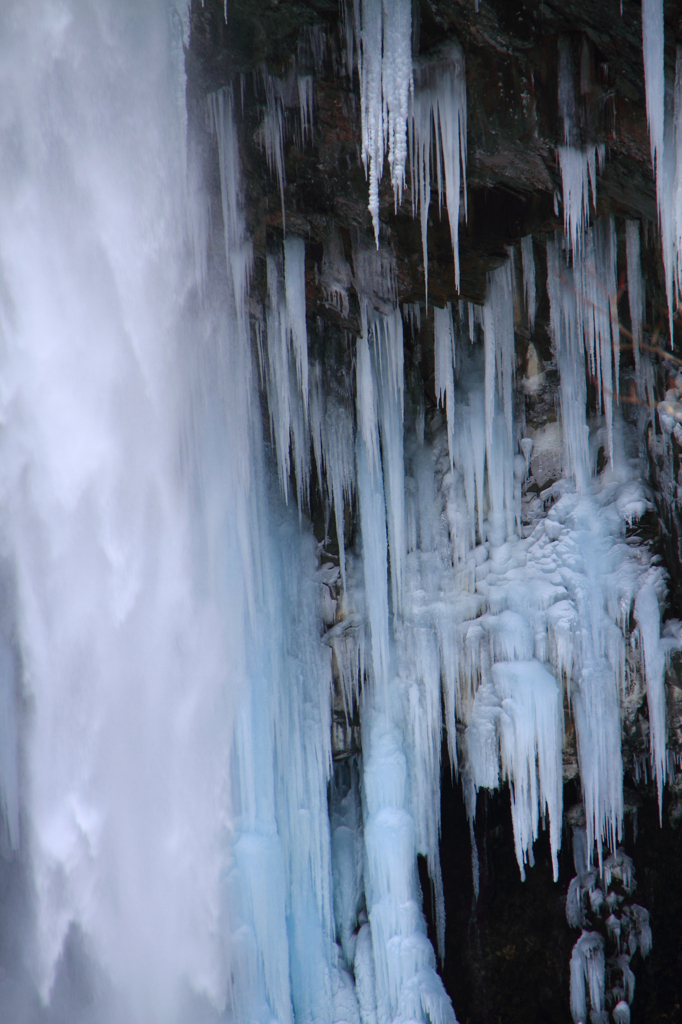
xmin=521 ymin=235 xmax=536 ymax=333
xmin=0 ymin=4 xmax=677 ymax=1024
xmin=556 ymin=36 xmax=605 ymax=254
xmin=410 ymin=45 xmax=468 ymax=291
xmin=346 ymin=0 xmax=413 ymax=240
xmin=566 ymin=838 xmax=651 ymax=1022
xmin=642 ymin=0 xmax=664 ymax=206
xmin=642 ymin=0 xmax=682 ymax=323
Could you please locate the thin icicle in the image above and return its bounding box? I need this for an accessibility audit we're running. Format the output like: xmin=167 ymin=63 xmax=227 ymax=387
xmin=557 ymin=36 xmax=605 ymax=252
xmin=209 ymin=88 xmax=254 ymax=344
xmin=546 ymin=237 xmax=591 ymax=491
xmin=635 ymin=583 xmax=667 ymax=818
xmin=625 ymin=220 xmax=644 ymax=393
xmin=297 ymin=75 xmax=314 ymax=142
xmin=264 ymin=252 xmax=311 ymax=506
xmin=284 ymin=236 xmax=309 ymax=411
xmin=642 ymin=0 xmax=665 ymax=187
xmin=356 ymin=0 xmax=413 ymax=242
xmin=434 ymin=304 xmax=456 ymax=468
xmin=483 ymin=262 xmax=515 ymax=461
xmin=262 ymin=73 xmax=287 ymax=229
xmin=357 ymin=320 xmax=381 ymax=477
xmin=558 ymin=145 xmax=605 ymax=254
xmin=521 ymin=235 xmax=536 ymax=332
xmin=410 ymin=44 xmax=468 ymax=293
xmin=376 ymin=312 xmax=406 ymax=616
xmin=381 ymin=0 xmax=412 ymax=206
xmin=357 ymin=434 xmax=390 ymax=693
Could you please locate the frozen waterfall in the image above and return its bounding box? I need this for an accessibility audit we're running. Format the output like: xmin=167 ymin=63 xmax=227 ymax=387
xmin=0 ymin=3 xmax=677 ymax=1024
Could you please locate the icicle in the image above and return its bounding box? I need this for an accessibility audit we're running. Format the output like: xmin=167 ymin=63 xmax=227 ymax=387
xmin=356 ymin=0 xmax=413 ymax=242
xmin=297 ymin=74 xmax=314 ymax=142
xmin=357 ymin=322 xmax=381 ymax=477
xmin=434 ymin=304 xmax=456 ymax=468
xmin=284 ymin=236 xmax=309 ymax=411
xmin=319 ymin=228 xmax=352 ymax=316
xmin=309 ymin=367 xmax=355 ymax=589
xmin=575 ymin=218 xmax=619 ymax=463
xmin=570 ymin=931 xmax=605 ymax=1024
xmin=375 ymin=312 xmax=406 ymax=616
xmin=467 ymin=660 xmax=563 ymax=881
xmin=262 ymin=73 xmax=287 ymax=229
xmin=642 ymin=0 xmax=665 ymax=188
xmin=266 ymin=254 xmax=293 ymax=498
xmin=557 ymin=145 xmax=605 ymax=254
xmin=209 ymin=88 xmax=254 ymax=342
xmin=264 ymin=251 xmax=311 ymax=506
xmin=635 ymin=583 xmax=667 ymax=818
xmin=625 ymin=220 xmax=644 ymax=393
xmin=381 ymin=0 xmax=412 ymax=206
xmin=557 ymin=38 xmax=605 ymax=252
xmin=357 ymin=433 xmax=390 ymax=693
xmin=483 ymin=261 xmax=515 ymax=470
xmin=521 ymin=235 xmax=536 ymax=332
xmin=558 ymin=37 xmax=577 ymax=145
xmin=411 ymin=44 xmax=468 ymax=293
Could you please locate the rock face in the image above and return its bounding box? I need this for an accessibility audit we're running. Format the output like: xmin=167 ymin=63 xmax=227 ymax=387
xmin=188 ymin=2 xmax=682 ymax=1021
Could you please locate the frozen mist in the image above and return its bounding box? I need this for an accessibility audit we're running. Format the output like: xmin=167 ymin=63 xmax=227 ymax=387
xmin=0 ymin=2 xmax=679 ymax=1024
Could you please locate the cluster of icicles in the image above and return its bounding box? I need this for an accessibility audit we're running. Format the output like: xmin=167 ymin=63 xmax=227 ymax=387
xmin=5 ymin=2 xmax=682 ymax=1024
xmin=206 ymin=6 xmax=682 ymax=1024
